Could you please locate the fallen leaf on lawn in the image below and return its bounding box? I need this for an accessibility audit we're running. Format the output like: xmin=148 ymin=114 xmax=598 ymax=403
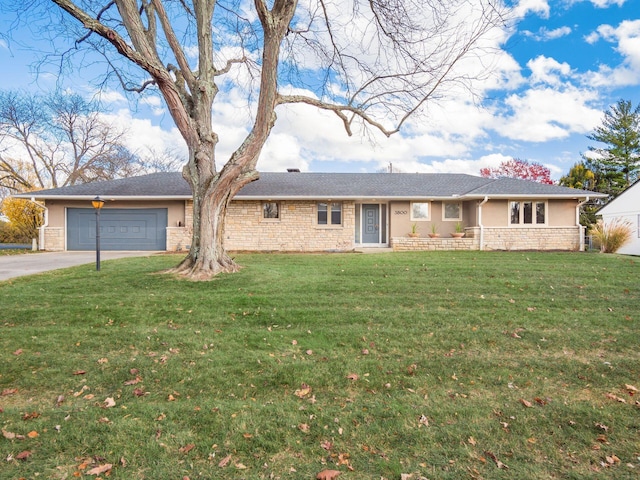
xmin=346 ymin=373 xmax=359 ymax=381
xmin=605 ymin=393 xmax=626 ymax=403
xmin=294 ymin=383 xmax=311 ymax=398
xmin=56 ymin=395 xmax=65 ymax=406
xmin=418 ymin=414 xmax=429 ymax=427
xmin=306 ymin=349 xmax=313 ymax=355
xmin=298 ymin=423 xmax=310 ymax=433
xmin=218 ymin=454 xmax=232 ymax=468
xmin=27 ymin=431 xmax=38 ymax=438
xmin=242 ymin=433 xmax=253 ymax=439
xmin=485 ymin=451 xmax=508 ymax=469
xmin=168 ymin=394 xmax=176 ymax=401
xmin=97 ymin=358 xmax=108 ymax=364
xmin=86 ymin=463 xmax=113 ymax=475
xmin=15 ymin=450 xmax=32 ymax=460
xmin=103 ymin=397 xmax=116 ymax=408
xmin=625 ymin=384 xmax=638 ymax=392
xmin=595 ymin=422 xmax=609 ymax=431
xmin=526 ymin=307 xmax=536 ymax=312
xmin=468 ymin=436 xmax=477 ymax=446
xmin=292 ymin=339 xmax=298 ymax=345
xmin=361 ymin=348 xmax=369 ymax=355
xmin=13 ymin=348 xmax=23 ymax=355
xmin=98 ymin=417 xmax=110 ymax=424
xmin=124 ymin=377 xmax=142 ymax=385
xmin=401 ymin=474 xmax=413 ymax=480
xmin=534 ymin=397 xmax=548 ymax=406
xmin=73 ymin=370 xmax=86 ymax=375
xmin=605 ymin=454 xmax=620 ymax=465
xmin=520 ymin=398 xmax=533 ymax=408
xmin=321 ymin=440 xmax=333 ymax=450
xmin=179 ymin=444 xmax=195 ymax=454
xmin=2 ymin=429 xmax=18 ymax=440
xmin=2 ymin=388 xmax=18 ymax=396
xmin=316 ymin=469 xmax=341 ymax=480
xmin=22 ymin=412 xmax=40 ymax=420
xmin=235 ymin=463 xmax=247 ymax=469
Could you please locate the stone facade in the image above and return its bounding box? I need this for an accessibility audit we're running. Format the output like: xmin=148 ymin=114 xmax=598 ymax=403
xmin=41 ymin=227 xmax=65 ymax=251
xmin=392 ymin=236 xmax=479 ymax=251
xmin=225 ymin=200 xmax=356 ymax=251
xmin=481 ymin=226 xmax=582 ymax=251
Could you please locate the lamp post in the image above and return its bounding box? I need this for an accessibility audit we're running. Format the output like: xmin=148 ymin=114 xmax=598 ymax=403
xmin=91 ymin=196 xmax=105 ymax=271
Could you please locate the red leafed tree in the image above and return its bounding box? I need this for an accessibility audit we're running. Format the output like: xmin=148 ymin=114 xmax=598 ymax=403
xmin=480 ymin=158 xmax=554 ymax=184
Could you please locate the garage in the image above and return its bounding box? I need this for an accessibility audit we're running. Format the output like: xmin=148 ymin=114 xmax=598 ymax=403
xmin=67 ymin=208 xmax=167 ymax=251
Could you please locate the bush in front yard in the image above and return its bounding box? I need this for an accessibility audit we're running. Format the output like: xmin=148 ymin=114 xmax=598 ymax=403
xmin=589 ymin=218 xmax=633 ymax=253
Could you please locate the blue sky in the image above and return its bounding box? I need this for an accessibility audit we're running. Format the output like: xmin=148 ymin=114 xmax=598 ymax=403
xmin=0 ymin=0 xmax=639 ymax=180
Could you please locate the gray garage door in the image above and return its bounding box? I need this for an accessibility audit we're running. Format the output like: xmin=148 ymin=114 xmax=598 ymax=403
xmin=67 ymin=208 xmax=167 ymax=251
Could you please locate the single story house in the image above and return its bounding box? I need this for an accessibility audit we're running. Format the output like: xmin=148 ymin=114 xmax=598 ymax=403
xmin=597 ymin=179 xmax=640 ymax=255
xmin=15 ymin=171 xmax=606 ymax=252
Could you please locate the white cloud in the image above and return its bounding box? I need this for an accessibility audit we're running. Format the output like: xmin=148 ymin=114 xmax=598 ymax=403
xmin=588 ymin=0 xmax=626 ymax=7
xmin=581 ymin=19 xmax=640 ymax=87
xmin=495 ymin=87 xmax=602 ymax=142
xmin=514 ymin=0 xmax=550 ymax=19
xmin=101 ymin=109 xmax=187 ymax=161
xmin=94 ymin=89 xmax=127 ymax=105
xmin=527 ymin=55 xmax=572 ymax=85
xmin=522 ymin=26 xmax=572 ymax=41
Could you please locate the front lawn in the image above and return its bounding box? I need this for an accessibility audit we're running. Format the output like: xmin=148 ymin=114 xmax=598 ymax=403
xmin=1 ymin=252 xmax=638 ymax=479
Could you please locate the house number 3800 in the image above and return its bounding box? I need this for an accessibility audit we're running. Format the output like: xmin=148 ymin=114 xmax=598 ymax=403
xmin=394 ymin=210 xmax=408 ymax=215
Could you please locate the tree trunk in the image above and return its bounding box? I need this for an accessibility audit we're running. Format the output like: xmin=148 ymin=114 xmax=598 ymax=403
xmin=169 ymin=183 xmax=238 ymax=280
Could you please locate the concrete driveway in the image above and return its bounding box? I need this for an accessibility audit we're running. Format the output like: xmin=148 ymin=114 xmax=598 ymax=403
xmin=0 ymin=251 xmax=160 ymax=281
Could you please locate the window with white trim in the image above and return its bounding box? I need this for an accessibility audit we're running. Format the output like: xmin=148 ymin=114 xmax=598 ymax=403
xmin=263 ymin=202 xmax=279 ymax=219
xmin=411 ymin=202 xmax=429 ymax=220
xmin=443 ymin=202 xmax=462 ymax=221
xmin=318 ymin=202 xmax=342 ymax=225
xmin=510 ymin=201 xmax=546 ymax=225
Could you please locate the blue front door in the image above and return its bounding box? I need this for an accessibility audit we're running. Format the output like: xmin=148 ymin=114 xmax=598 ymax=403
xmin=362 ymin=204 xmax=380 ymax=244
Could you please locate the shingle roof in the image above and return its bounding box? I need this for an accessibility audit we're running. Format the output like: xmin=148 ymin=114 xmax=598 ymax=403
xmin=19 ymin=171 xmax=603 ymax=200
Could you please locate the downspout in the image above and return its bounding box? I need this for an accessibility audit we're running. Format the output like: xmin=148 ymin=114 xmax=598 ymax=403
xmin=576 ymin=196 xmax=589 ymax=251
xmin=478 ymin=196 xmax=489 ymax=251
xmin=29 ymin=197 xmax=48 ymax=251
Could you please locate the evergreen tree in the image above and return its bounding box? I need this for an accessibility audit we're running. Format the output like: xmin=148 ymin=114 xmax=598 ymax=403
xmin=585 ymin=99 xmax=640 ymax=196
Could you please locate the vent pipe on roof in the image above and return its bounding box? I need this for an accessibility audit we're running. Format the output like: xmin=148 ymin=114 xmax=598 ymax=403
xmin=287 ymin=168 xmax=300 ymax=173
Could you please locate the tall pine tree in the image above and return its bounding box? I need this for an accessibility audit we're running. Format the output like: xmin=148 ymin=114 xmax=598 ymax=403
xmin=585 ymin=99 xmax=640 ymax=196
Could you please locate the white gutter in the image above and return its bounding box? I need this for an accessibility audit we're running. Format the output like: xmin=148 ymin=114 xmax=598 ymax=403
xmin=576 ymin=196 xmax=589 ymax=252
xmin=478 ymin=196 xmax=489 ymax=251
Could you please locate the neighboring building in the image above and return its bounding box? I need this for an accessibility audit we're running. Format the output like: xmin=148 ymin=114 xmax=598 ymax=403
xmin=597 ymin=180 xmax=640 ymax=255
xmin=14 ymin=171 xmax=606 ymax=253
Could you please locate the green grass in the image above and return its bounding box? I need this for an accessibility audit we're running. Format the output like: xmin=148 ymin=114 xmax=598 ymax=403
xmin=1 ymin=251 xmax=638 ymax=479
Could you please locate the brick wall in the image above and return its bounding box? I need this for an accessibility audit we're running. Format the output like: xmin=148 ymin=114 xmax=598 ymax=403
xmin=224 ymin=200 xmax=356 ymax=251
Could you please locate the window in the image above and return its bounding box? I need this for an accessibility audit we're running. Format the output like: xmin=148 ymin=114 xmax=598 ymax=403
xmin=411 ymin=202 xmax=429 ymax=220
xmin=263 ymin=202 xmax=279 ymax=219
xmin=318 ymin=202 xmax=342 ymax=225
xmin=510 ymin=201 xmax=546 ymax=225
xmin=443 ymin=202 xmax=462 ymax=221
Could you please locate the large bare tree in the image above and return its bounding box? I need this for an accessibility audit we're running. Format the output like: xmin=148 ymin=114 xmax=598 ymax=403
xmin=0 ymin=90 xmax=138 ymax=193
xmin=15 ymin=0 xmax=508 ymax=279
